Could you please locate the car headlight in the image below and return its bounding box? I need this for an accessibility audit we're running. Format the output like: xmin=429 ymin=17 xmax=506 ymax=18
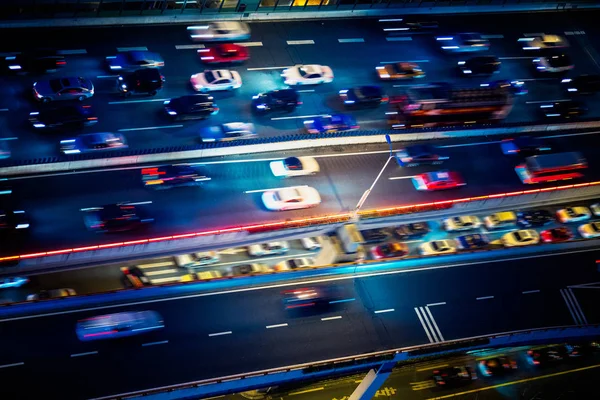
xmin=121 ymin=84 xmax=127 ymax=89
xmin=168 ymin=111 xmax=177 ymax=115
xmin=110 ymin=65 xmax=122 ymax=70
xmin=118 ymin=76 xmax=123 ymax=80
xmin=163 ymin=100 xmax=170 ymax=105
xmin=9 ymin=65 xmax=21 ymax=70
xmin=33 ymin=123 xmax=45 ymax=128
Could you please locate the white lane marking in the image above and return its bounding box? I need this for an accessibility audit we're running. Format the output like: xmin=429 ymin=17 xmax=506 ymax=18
xmin=541 ymin=130 xmax=600 ymax=139
xmin=0 ymin=109 xmax=9 ymax=112
xmin=5 ymin=248 xmax=599 ymax=323
xmin=514 ymin=78 xmax=555 ymax=81
xmin=321 ymin=316 xmax=342 ymax=321
xmin=427 ymin=302 xmax=446 ymax=307
xmin=126 ymin=201 xmax=152 ymax=206
xmin=439 ymin=140 xmax=501 ymax=148
xmin=117 ymin=46 xmax=148 ymax=52
xmin=212 ymin=252 xmax=314 ymax=268
xmin=109 ymin=98 xmax=169 ymax=105
xmin=58 ymin=49 xmax=87 ymax=55
xmin=0 ymin=362 xmax=24 ymax=369
xmin=564 ymin=288 xmax=588 ymax=324
xmin=271 ymin=114 xmax=324 ymax=121
xmin=381 ymin=59 xmax=429 ymax=64
xmin=476 ymin=296 xmax=494 ymax=300
xmin=0 ymin=137 xmax=17 ymax=141
xmin=386 ymin=37 xmax=412 ymax=42
xmin=414 ymin=307 xmax=434 ymax=343
xmin=118 ymin=125 xmax=183 ymax=132
xmin=526 ymin=99 xmax=571 ymax=104
xmin=237 ymin=42 xmax=263 ymax=47
xmin=247 ymin=66 xmax=292 ymax=71
xmin=287 ymin=40 xmax=315 ymax=45
xmin=329 ymin=298 xmax=356 ymax=304
xmin=560 ymin=288 xmax=584 ymax=325
xmin=374 ymin=308 xmax=395 ymax=314
xmin=266 ymin=323 xmax=288 ymax=329
xmin=393 ymin=84 xmax=418 ymax=88
xmin=338 ymin=38 xmax=365 ymax=43
xmin=175 ymin=44 xmax=205 ymax=50
xmin=245 ymin=187 xmax=283 ymax=193
xmin=70 ymin=351 xmax=98 ymax=358
xmin=379 ymin=18 xmax=403 ymax=22
xmin=384 ymin=28 xmax=410 ymax=32
xmin=389 ymin=176 xmax=415 ymax=180
xmin=499 ymin=56 xmax=534 ymax=60
xmin=209 ymin=331 xmax=233 ymax=337
xmin=522 ymin=290 xmax=540 ymax=294
xmin=296 ymin=89 xmax=315 ymax=93
xmin=481 ymin=34 xmax=504 ymax=39
xmin=424 ymin=306 xmax=444 ymax=342
xmin=97 ymin=75 xmax=118 ymax=79
xmin=142 ymin=340 xmax=169 ymax=347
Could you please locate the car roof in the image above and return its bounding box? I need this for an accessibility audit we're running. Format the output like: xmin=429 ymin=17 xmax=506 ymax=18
xmin=269 ymin=88 xmax=298 ymax=99
xmin=130 ymin=68 xmax=161 ymax=79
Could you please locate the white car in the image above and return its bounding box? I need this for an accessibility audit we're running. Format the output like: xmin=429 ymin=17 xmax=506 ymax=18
xmin=443 ymin=215 xmax=482 ymax=232
xmin=275 ymin=257 xmax=315 ymax=271
xmin=269 ymin=156 xmax=320 ymax=177
xmin=501 ymin=229 xmax=540 ymax=247
xmin=187 ymin=21 xmax=251 ymax=42
xmin=175 ymin=251 xmax=220 ymax=268
xmin=590 ymin=203 xmax=600 ymax=216
xmin=262 ymin=185 xmax=321 ymax=211
xmin=247 ymin=241 xmax=289 ymax=257
xmin=419 ymin=239 xmax=457 ymax=256
xmin=301 ymin=237 xmax=322 ymax=251
xmin=556 ymin=206 xmax=591 ymax=223
xmin=281 ymin=64 xmax=334 ymax=86
xmin=579 ymin=221 xmax=600 ymax=238
xmin=519 ymin=34 xmax=569 ymax=51
xmin=191 ymin=69 xmax=242 ymax=92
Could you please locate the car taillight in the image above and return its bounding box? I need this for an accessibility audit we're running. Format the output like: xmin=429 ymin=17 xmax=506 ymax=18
xmin=382 ymin=96 xmax=390 ymax=103
xmin=57 ymin=61 xmax=66 ymax=65
xmin=87 ymin=117 xmax=98 ymax=121
xmin=145 ymin=180 xmax=164 ymax=185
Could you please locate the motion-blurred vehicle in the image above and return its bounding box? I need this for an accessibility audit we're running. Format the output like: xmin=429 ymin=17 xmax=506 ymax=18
xmin=339 ymin=86 xmax=388 ymax=108
xmin=141 ymin=165 xmax=210 ymax=189
xmin=0 ymin=276 xmax=29 ymax=289
xmin=281 ymin=64 xmax=334 ymax=85
xmin=198 ymin=44 xmax=249 ymax=64
xmin=106 ymin=51 xmax=164 ymax=71
xmin=0 ymin=209 xmax=29 ymax=231
xmin=515 ymin=151 xmax=587 ymax=185
xmin=517 ymin=209 xmax=554 ymax=228
xmin=230 ymin=263 xmax=271 ymax=276
xmin=76 ymin=311 xmax=164 ymax=341
xmin=252 ymin=88 xmax=301 ymax=113
xmin=175 ymin=251 xmax=220 ymax=269
xmin=275 ymin=257 xmax=315 ymax=271
xmin=457 ymin=56 xmax=500 ymax=76
xmin=270 ymin=156 xmax=320 ymax=177
xmin=81 ymin=203 xmax=154 ymax=233
xmin=436 ymin=33 xmax=490 ymax=53
xmin=412 ymin=170 xmax=466 ymax=191
xmin=432 ymin=366 xmax=477 ymax=386
xmin=455 ymin=233 xmax=489 ymax=250
xmin=478 ymin=357 xmax=517 ymax=377
xmin=247 ymin=241 xmax=289 ymax=257
xmin=562 ymin=74 xmax=600 ymax=95
xmin=282 ymin=286 xmax=333 ymax=309
xmin=1 ymin=49 xmax=66 ymax=74
xmin=120 ymin=266 xmax=150 ymax=288
xmin=556 ymin=206 xmax=591 ymax=223
xmin=419 ymin=239 xmax=457 ymax=256
xmin=361 ymin=228 xmax=390 ymax=244
xmin=33 ymin=77 xmax=94 ymax=103
xmin=533 ymin=51 xmax=574 ymax=73
xmin=394 ymin=144 xmax=449 ymax=167
xmin=304 ymin=114 xmax=359 ymax=134
xmin=501 ymin=229 xmax=540 ymax=247
xmin=27 ymin=288 xmax=76 ymax=301
xmin=488 ymin=79 xmax=528 ymax=95
xmin=262 ymin=185 xmax=321 ymax=211
xmin=393 ymin=222 xmax=430 ymax=239
xmin=60 ymin=132 xmax=128 ymax=154
xmin=118 ymin=68 xmax=164 ymax=96
xmin=191 ymin=69 xmax=242 ymax=92
xmin=29 ymin=105 xmax=98 ymax=130
xmin=199 ymin=122 xmax=256 ymax=142
xmin=539 ymin=100 xmax=587 ymax=119
xmin=375 ymin=62 xmax=425 ymax=80
xmin=541 ymin=227 xmax=573 ymax=243
xmin=527 ymin=346 xmax=568 ymax=365
xmin=443 ymin=215 xmax=482 ymax=232
xmin=164 ymin=94 xmax=219 ymax=121
xmin=383 ymin=20 xmax=438 ymax=34
xmin=484 ymin=211 xmax=518 ymax=229
xmin=0 ymin=141 xmax=10 ymax=160
xmin=188 ymin=21 xmax=251 ymax=42
xmin=579 ymin=221 xmax=600 ymax=238
xmin=500 ymin=136 xmax=552 ymax=157
xmin=371 ymin=242 xmax=409 ymax=259
xmin=520 ymin=34 xmax=569 ymax=51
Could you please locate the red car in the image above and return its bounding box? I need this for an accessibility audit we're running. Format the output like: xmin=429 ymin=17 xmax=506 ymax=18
xmin=371 ymin=242 xmax=409 ymax=259
xmin=541 ymin=227 xmax=573 ymax=243
xmin=412 ymin=170 xmax=466 ymax=191
xmin=198 ymin=44 xmax=249 ymax=64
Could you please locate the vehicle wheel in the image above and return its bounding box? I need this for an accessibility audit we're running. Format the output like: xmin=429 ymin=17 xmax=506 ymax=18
xmin=77 ymin=95 xmax=85 ymax=101
xmin=150 ymin=90 xmax=157 ymax=96
xmin=42 ymin=97 xmax=51 ymax=103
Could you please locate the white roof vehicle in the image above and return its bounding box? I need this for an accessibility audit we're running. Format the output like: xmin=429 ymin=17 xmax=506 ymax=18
xmin=579 ymin=221 xmax=600 ymax=238
xmin=275 ymin=257 xmax=315 ymax=271
xmin=188 ymin=21 xmax=251 ymax=42
xmin=247 ymin=241 xmax=289 ymax=257
xmin=443 ymin=215 xmax=482 ymax=232
xmin=270 ymin=156 xmax=320 ymax=177
xmin=419 ymin=239 xmax=457 ymax=256
xmin=501 ymin=229 xmax=540 ymax=247
xmin=76 ymin=310 xmax=164 ymax=342
xmin=191 ymin=69 xmax=242 ymax=92
xmin=262 ymin=185 xmax=321 ymax=211
xmin=556 ymin=206 xmax=591 ymax=223
xmin=281 ymin=64 xmax=334 ymax=86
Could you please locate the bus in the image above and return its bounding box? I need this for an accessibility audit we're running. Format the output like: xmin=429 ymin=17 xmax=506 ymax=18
xmin=387 ymin=82 xmax=513 ymax=129
xmin=515 ymin=152 xmax=587 ymax=184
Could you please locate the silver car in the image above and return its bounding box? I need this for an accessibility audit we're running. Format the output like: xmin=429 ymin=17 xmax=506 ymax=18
xmin=33 ymin=76 xmax=94 ymax=103
xmin=60 ymin=132 xmax=128 ymax=154
xmin=187 ymin=21 xmax=251 ymax=42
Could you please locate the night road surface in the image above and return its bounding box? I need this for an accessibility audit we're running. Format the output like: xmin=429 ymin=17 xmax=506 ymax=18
xmin=0 ymin=248 xmax=599 ymax=399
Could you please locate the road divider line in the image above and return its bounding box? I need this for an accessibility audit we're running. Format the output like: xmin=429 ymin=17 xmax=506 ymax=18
xmin=329 ymin=298 xmax=356 ymax=304
xmin=481 ymin=34 xmax=504 ymax=39
xmin=271 ymin=114 xmax=324 ymax=121
xmin=476 ymin=296 xmax=494 ymax=300
xmin=266 ymin=323 xmax=288 ymax=329
xmin=175 ymin=44 xmax=205 ymax=49
xmin=296 ymin=89 xmax=315 ymax=93
xmin=109 ymin=98 xmax=169 ymax=105
xmin=386 ymin=37 xmax=412 ymax=41
xmin=237 ymin=42 xmax=263 ymax=47
xmin=415 ymin=307 xmax=436 ymax=343
xmin=142 ymin=340 xmax=169 ymax=347
xmin=208 ymin=331 xmax=233 ymax=337
xmin=321 ymin=316 xmax=342 ymax=321
xmin=338 ymin=38 xmax=365 ymax=43
xmin=526 ymin=99 xmax=571 ymax=104
xmin=498 ymin=56 xmax=534 ymax=60
xmin=70 ymin=351 xmax=98 ymax=358
xmin=424 ymin=306 xmax=444 ymax=342
xmin=427 ymin=302 xmax=446 ymax=307
xmin=522 ymin=290 xmax=540 ymax=294
xmin=117 ymin=46 xmax=148 ymax=52
xmin=379 ymin=18 xmax=403 ymax=22
xmin=118 ymin=125 xmax=183 ymax=132
xmin=287 ymin=40 xmax=315 ymax=45
xmin=542 ymin=130 xmax=600 ymax=139
xmin=289 ymin=387 xmax=324 ymax=396
xmin=97 ymin=75 xmax=118 ymax=79
xmin=0 ymin=362 xmax=24 ymax=369
xmin=374 ymin=308 xmax=395 ymax=314
xmin=0 ymin=109 xmax=8 ymax=112
xmin=58 ymin=49 xmax=87 ymax=55
xmin=247 ymin=66 xmax=292 ymax=71
xmin=0 ymin=137 xmax=17 ymax=141
xmin=389 ymin=176 xmax=415 ymax=180
xmin=416 ymin=363 xmax=448 ymax=372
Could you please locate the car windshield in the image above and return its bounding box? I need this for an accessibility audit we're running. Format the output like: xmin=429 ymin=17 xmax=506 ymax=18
xmin=513 ymin=231 xmax=523 ymax=241
xmin=204 ymin=71 xmax=216 ymax=83
xmin=431 ymin=241 xmax=441 ymax=251
xmin=592 ymin=223 xmax=600 ymax=232
xmin=566 ymin=208 xmax=577 ymax=217
xmin=298 ymin=66 xmax=310 ymax=77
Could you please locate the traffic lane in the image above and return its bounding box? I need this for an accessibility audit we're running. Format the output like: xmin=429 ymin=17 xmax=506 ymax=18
xmin=568 ymin=287 xmax=600 ymax=325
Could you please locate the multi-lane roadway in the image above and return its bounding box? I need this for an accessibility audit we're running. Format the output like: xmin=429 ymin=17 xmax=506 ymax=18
xmin=0 ymin=248 xmax=599 ymax=399
xmin=1 ymin=11 xmax=600 ymax=161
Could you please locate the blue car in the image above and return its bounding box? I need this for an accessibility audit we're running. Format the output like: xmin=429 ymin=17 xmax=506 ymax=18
xmin=0 ymin=276 xmax=29 ymax=289
xmin=456 ymin=233 xmax=489 ymax=250
xmin=106 ymin=51 xmax=164 ymax=72
xmin=199 ymin=122 xmax=256 ymax=142
xmin=304 ymin=114 xmax=359 ymax=134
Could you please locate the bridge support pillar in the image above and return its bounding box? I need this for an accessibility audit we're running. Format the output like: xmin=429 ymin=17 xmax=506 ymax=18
xmin=348 ymin=361 xmax=397 ymax=400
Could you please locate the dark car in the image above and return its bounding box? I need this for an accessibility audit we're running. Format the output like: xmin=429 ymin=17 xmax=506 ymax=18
xmin=106 ymin=51 xmax=164 ymax=72
xmin=432 ymin=366 xmax=476 ymax=386
xmin=541 ymin=227 xmax=573 ymax=243
xmin=395 ymin=144 xmax=449 ymax=167
xmin=360 ymin=228 xmax=390 ymax=244
xmin=527 ymin=346 xmax=569 ymax=366
xmin=141 ymin=165 xmax=210 ymax=189
xmin=28 ymin=104 xmax=98 ymax=130
xmin=488 ymin=79 xmax=528 ymax=96
xmin=339 ymin=86 xmax=389 ymax=108
xmin=455 ymin=233 xmax=489 ymax=250
xmin=1 ymin=49 xmax=66 ymax=74
xmin=533 ymin=51 xmax=574 ymax=73
xmin=500 ymin=136 xmax=552 ymax=157
xmin=118 ymin=68 xmax=164 ymax=96
xmin=282 ymin=286 xmax=339 ymax=310
xmin=393 ymin=222 xmax=430 ymax=239
xmin=371 ymin=242 xmax=409 ymax=259
xmin=562 ymin=74 xmax=600 ymax=95
xmin=164 ymin=95 xmax=219 ymax=121
xmin=457 ymin=56 xmax=501 ymax=76
xmin=252 ymin=88 xmax=301 ymax=113
xmin=539 ymin=100 xmax=587 ymax=119
xmin=517 ymin=209 xmax=554 ymax=228
xmin=478 ymin=356 xmax=517 ymax=377
xmin=82 ymin=203 xmax=154 ymax=233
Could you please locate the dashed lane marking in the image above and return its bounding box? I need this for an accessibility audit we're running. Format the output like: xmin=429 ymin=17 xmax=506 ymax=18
xmin=321 ymin=316 xmax=342 ymax=321
xmin=58 ymin=49 xmax=87 ymax=55
xmin=374 ymin=309 xmax=395 ymax=314
xmin=523 ymin=290 xmax=540 ymax=294
xmin=142 ymin=340 xmax=169 ymax=347
xmin=476 ymin=296 xmax=495 ymax=300
xmin=0 ymin=362 xmax=24 ymax=369
xmin=338 ymin=38 xmax=365 ymax=43
xmin=386 ymin=37 xmax=412 ymax=41
xmin=70 ymin=351 xmax=98 ymax=358
xmin=118 ymin=125 xmax=183 ymax=132
xmin=237 ymin=42 xmax=263 ymax=47
xmin=117 ymin=46 xmax=148 ymax=52
xmin=175 ymin=44 xmax=205 ymax=49
xmin=287 ymin=40 xmax=315 ymax=45
xmin=266 ymin=323 xmax=288 ymax=329
xmin=208 ymin=331 xmax=233 ymax=337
